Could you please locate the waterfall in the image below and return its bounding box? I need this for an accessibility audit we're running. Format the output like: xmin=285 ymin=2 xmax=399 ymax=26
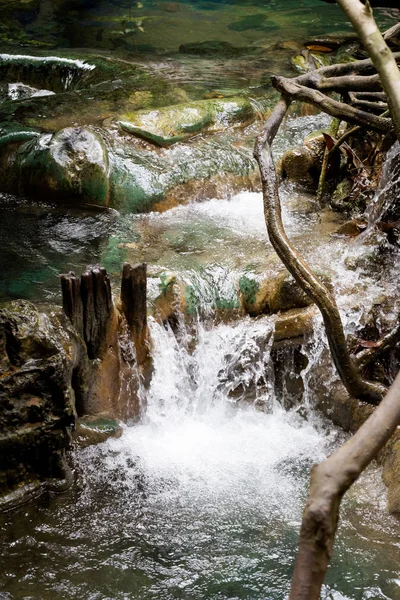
xmin=366 ymin=140 xmax=400 ymax=228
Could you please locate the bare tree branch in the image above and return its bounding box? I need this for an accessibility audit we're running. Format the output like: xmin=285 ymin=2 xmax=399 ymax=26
xmin=272 ymin=76 xmax=392 ymax=132
xmin=383 ymin=21 xmax=400 ymax=43
xmin=289 ymin=371 xmax=400 ymax=600
xmin=337 ymin=0 xmax=400 ymax=141
xmin=254 ymin=97 xmax=385 ymax=404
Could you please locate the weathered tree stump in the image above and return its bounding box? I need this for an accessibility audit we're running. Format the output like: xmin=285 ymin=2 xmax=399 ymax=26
xmin=81 ymin=266 xmax=113 ymax=360
xmin=120 ymin=262 xmax=149 ymax=367
xmin=61 ymin=266 xmax=113 ymax=360
xmin=60 ymin=271 xmax=83 ymax=335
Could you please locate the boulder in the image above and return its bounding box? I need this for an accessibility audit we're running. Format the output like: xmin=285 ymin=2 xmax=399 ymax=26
xmin=0 ymin=300 xmax=80 ymax=501
xmin=280 ymin=146 xmax=316 ymax=187
xmin=14 ymin=127 xmax=110 ymax=205
xmin=269 ymin=272 xmax=314 ymax=313
xmin=273 ymin=306 xmax=317 ymax=343
xmin=118 ymin=97 xmax=256 ymax=147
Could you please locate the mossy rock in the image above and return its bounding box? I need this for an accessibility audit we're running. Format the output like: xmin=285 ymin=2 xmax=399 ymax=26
xmin=118 ymin=97 xmax=256 ymax=147
xmin=239 ymin=274 xmax=270 ymax=316
xmin=15 ymin=127 xmax=109 ymax=205
xmin=281 ymin=146 xmax=316 ymax=187
xmin=291 ymin=50 xmax=331 ymax=74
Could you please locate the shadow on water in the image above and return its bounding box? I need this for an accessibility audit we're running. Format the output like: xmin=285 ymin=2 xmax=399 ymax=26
xmin=0 ymin=196 xmax=117 ymax=304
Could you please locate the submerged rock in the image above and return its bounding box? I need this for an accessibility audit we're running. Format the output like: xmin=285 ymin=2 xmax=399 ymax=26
xmin=73 ymin=416 xmax=123 ymax=448
xmin=179 ymin=41 xmax=245 ymax=57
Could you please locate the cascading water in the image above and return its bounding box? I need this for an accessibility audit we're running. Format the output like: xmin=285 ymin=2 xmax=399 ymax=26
xmin=366 ymin=141 xmax=400 ymax=228
xmin=3 ymin=313 xmax=400 ymax=599
xmin=1 ymin=116 xmax=400 ymax=600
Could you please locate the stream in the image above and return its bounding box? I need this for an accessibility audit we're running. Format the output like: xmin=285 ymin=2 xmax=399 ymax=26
xmin=1 ymin=0 xmax=400 ymax=598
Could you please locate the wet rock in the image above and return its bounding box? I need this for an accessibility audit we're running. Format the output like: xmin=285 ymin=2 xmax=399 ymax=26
xmin=269 ymin=272 xmax=314 ymax=314
xmin=382 ymin=433 xmax=400 ymax=517
xmin=15 ymin=127 xmax=110 ymax=205
xmin=239 ymin=275 xmax=270 ymax=316
xmin=179 ymin=41 xmax=244 ymax=57
xmin=290 ymin=50 xmax=331 ymax=74
xmin=118 ymin=97 xmax=256 ymax=147
xmin=153 ymin=272 xmax=192 ymax=324
xmin=305 ymin=32 xmax=359 ymax=50
xmin=273 ymin=306 xmax=317 ymax=343
xmin=304 ymin=129 xmax=329 ymax=167
xmin=281 ymin=146 xmax=316 ymax=188
xmin=0 ymin=300 xmax=79 ymax=500
xmin=314 ymin=380 xmax=400 ymax=517
xmin=331 ymin=178 xmax=353 ymax=211
xmin=73 ymin=415 xmax=123 ymax=448
xmin=335 ymin=219 xmax=368 ymax=236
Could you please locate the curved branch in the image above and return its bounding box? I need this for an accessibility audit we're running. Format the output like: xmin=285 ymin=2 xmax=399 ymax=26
xmin=272 ymin=76 xmax=393 ymax=132
xmin=314 ymin=73 xmax=382 ymax=92
xmin=289 ymin=371 xmax=400 ymax=600
xmin=383 ymin=21 xmax=400 ymax=43
xmin=254 ymin=96 xmax=384 ymax=404
xmin=297 ymin=52 xmax=400 ymax=84
xmin=337 ymin=0 xmax=400 ymax=142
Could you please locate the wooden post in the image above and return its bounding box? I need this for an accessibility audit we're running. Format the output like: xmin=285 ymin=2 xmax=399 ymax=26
xmin=60 ymin=271 xmax=83 ymax=335
xmin=120 ymin=262 xmax=148 ymax=366
xmin=61 ymin=266 xmax=113 ymax=360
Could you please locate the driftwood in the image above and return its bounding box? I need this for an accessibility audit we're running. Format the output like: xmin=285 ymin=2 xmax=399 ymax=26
xmin=273 ymin=76 xmax=392 ymax=132
xmin=337 ymin=0 xmax=400 ymax=142
xmin=253 ymin=3 xmax=400 ymax=404
xmin=289 ymin=371 xmax=400 ymax=600
xmin=258 ymin=3 xmax=400 ymax=597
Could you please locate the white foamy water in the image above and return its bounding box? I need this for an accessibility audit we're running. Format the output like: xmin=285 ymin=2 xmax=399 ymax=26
xmin=70 ymin=317 xmax=400 ymax=600
xmin=99 ymin=318 xmax=335 ymax=520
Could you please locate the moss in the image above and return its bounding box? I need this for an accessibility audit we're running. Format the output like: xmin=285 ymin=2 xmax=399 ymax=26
xmin=118 ymin=97 xmax=256 ymax=148
xmin=239 ymin=275 xmax=259 ymax=305
xmin=183 ymin=284 xmax=198 ymax=316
